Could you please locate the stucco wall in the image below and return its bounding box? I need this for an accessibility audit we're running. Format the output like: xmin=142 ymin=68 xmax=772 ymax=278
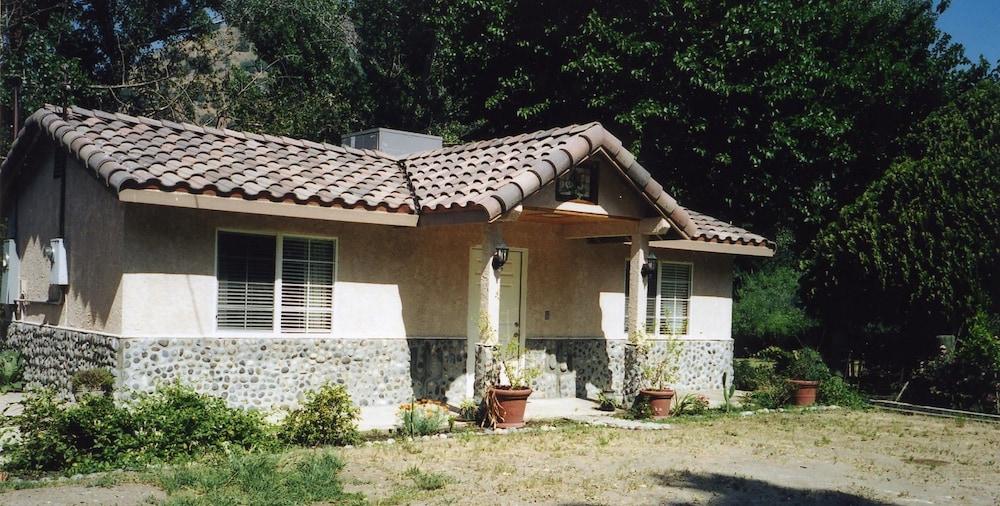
xmin=10 ymin=147 xmax=124 ymax=333
xmin=119 ymin=203 xmax=734 ymax=341
xmin=521 ymin=156 xmax=648 ymax=218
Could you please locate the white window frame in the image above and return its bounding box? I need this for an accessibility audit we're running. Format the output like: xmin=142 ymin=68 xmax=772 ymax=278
xmin=651 ymin=260 xmax=693 ymax=337
xmin=214 ymin=228 xmax=339 ymax=337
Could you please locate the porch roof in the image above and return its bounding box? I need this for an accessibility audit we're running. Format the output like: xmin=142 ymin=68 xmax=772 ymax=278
xmin=1 ymin=105 xmax=773 ymax=251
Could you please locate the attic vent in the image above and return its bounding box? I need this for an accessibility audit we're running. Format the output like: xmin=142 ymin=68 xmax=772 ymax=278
xmin=341 ymin=128 xmax=442 ymax=156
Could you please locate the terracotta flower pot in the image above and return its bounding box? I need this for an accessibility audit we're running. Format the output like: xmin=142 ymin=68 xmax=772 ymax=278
xmin=789 ymin=379 xmax=820 ymax=406
xmin=492 ymin=387 xmax=533 ymax=428
xmin=640 ymin=388 xmax=675 ymax=419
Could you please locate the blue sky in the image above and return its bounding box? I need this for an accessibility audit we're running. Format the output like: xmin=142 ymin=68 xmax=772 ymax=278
xmin=937 ymin=0 xmax=1000 ymax=64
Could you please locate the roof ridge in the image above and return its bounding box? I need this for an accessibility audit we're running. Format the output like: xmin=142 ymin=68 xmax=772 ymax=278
xmin=401 ymin=121 xmax=602 ymax=160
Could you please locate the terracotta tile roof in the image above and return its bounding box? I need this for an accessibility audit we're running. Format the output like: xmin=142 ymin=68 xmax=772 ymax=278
xmin=1 ymin=105 xmax=772 ymax=249
xmin=402 ymin=122 xmax=700 ymax=237
xmin=3 ymin=105 xmax=415 ymax=212
xmin=684 ymin=208 xmax=773 ymax=247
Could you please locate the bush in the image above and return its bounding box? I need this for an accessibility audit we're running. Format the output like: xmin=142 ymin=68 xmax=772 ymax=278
xmin=782 ymin=348 xmax=831 ymax=381
xmin=733 ymin=358 xmax=774 ymax=391
xmin=0 ymin=350 xmax=23 ymax=393
xmin=673 ymin=393 xmax=709 ymax=415
xmin=280 ymin=384 xmax=359 ymax=446
xmin=398 ymin=400 xmax=449 ymax=436
xmin=818 ymin=375 xmax=867 ymax=408
xmin=458 ymin=399 xmax=479 ymax=421
xmin=4 ymin=384 xmax=277 ymax=474
xmin=743 ymin=381 xmax=794 ymax=409
xmin=70 ymin=368 xmax=115 ymax=396
xmin=909 ymin=312 xmax=1000 ymax=413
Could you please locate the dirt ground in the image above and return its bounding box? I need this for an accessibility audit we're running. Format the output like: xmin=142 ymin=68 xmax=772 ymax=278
xmin=0 ymin=410 xmax=997 ymax=505
xmin=338 ymin=410 xmax=1000 ymax=505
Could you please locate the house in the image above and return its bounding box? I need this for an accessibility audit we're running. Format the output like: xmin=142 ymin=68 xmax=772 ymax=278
xmin=0 ymin=105 xmax=773 ymax=409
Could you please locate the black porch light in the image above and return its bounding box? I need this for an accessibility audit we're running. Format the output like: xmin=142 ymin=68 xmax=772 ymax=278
xmin=492 ymin=241 xmax=510 ymax=270
xmin=641 ymin=250 xmax=658 ymax=278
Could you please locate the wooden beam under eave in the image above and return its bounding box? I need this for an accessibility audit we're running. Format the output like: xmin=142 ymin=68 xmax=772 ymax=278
xmin=561 ymin=219 xmax=638 ymax=239
xmin=650 ymin=239 xmax=775 ymax=257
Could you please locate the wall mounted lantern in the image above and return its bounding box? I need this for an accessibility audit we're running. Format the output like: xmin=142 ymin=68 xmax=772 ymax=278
xmin=641 ymin=250 xmax=658 ymax=279
xmin=492 ymin=241 xmax=510 ymax=270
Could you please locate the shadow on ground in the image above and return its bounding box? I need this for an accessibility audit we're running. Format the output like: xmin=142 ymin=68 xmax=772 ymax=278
xmin=562 ymin=470 xmax=889 ymax=505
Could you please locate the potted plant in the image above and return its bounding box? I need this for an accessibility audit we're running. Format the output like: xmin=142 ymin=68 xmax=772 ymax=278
xmin=639 ymin=339 xmax=682 ymax=419
xmin=784 ymin=348 xmax=831 ymax=406
xmin=485 ymin=340 xmax=540 ymax=429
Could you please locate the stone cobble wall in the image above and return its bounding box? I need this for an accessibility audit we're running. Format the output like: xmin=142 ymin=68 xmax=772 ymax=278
xmin=119 ymin=337 xmax=467 ymax=408
xmin=524 ymin=338 xmax=625 ymax=399
xmin=646 ymin=338 xmax=733 ymax=390
xmin=4 ymin=321 xmax=120 ymax=393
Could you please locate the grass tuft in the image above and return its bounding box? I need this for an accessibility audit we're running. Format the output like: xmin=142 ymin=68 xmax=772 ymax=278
xmin=403 ymin=466 xmax=450 ymax=491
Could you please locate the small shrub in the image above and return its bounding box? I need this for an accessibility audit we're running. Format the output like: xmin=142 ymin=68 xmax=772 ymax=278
xmin=398 ymin=400 xmax=449 ymax=436
xmin=627 ymin=397 xmax=653 ymax=420
xmin=673 ymin=393 xmax=709 ymax=415
xmin=4 ymin=384 xmax=277 ymax=474
xmin=280 ymin=384 xmax=359 ymax=446
xmin=404 ymin=466 xmax=449 ymax=491
xmin=818 ymin=375 xmax=867 ymax=408
xmin=457 ymin=399 xmax=478 ymax=421
xmin=733 ymin=358 xmax=774 ymax=391
xmin=70 ymin=368 xmax=115 ymax=396
xmin=909 ymin=312 xmax=1000 ymax=413
xmin=0 ymin=350 xmax=23 ymax=393
xmin=744 ymin=381 xmax=794 ymax=409
xmin=783 ymin=348 xmax=831 ymax=381
xmin=596 ymin=391 xmax=619 ymax=411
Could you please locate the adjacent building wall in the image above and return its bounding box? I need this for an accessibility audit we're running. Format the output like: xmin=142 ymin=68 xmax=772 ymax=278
xmin=9 ymin=146 xmax=125 ymax=334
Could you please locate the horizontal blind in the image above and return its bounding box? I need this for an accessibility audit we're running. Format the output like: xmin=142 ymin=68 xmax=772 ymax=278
xmin=217 ymin=232 xmax=276 ymax=330
xmin=658 ymin=262 xmax=691 ymax=335
xmin=281 ymin=237 xmax=335 ymax=333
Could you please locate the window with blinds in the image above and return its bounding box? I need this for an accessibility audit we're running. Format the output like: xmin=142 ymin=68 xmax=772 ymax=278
xmin=217 ymin=232 xmax=276 ymax=330
xmin=657 ymin=263 xmax=691 ymax=335
xmin=280 ymin=237 xmax=335 ymax=333
xmin=624 ymin=261 xmax=691 ymax=335
xmin=215 ymin=232 xmax=337 ymax=334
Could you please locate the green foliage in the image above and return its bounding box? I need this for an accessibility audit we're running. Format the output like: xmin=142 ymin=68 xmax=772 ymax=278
xmin=805 ymin=78 xmax=1000 ymax=342
xmin=404 ymin=465 xmax=450 ymax=491
xmin=910 ymin=312 xmax=1000 ymax=413
xmin=626 ymin=397 xmax=653 ymax=420
xmin=732 ymin=358 xmax=775 ymax=391
xmin=734 ymin=258 xmax=816 ymax=348
xmin=156 ymin=450 xmax=362 ymax=506
xmin=642 ymin=339 xmax=682 ymax=390
xmin=4 ymin=384 xmax=276 ymax=474
xmin=783 ymin=348 xmax=831 ymax=382
xmin=69 ymin=368 xmax=114 ymax=395
xmin=279 ymin=384 xmax=359 ymax=447
xmin=818 ymin=376 xmax=868 ymax=408
xmin=457 ymin=399 xmax=479 ymax=421
xmin=0 ymin=350 xmax=24 ymax=393
xmin=495 ymin=339 xmax=540 ymax=389
xmin=596 ymin=391 xmax=619 ymax=411
xmin=744 ymin=381 xmax=794 ymax=410
xmin=398 ymin=400 xmax=449 ymax=436
xmin=673 ymin=393 xmax=709 ymax=416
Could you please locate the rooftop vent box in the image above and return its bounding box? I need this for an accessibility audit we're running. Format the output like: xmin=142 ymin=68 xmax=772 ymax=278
xmin=341 ymin=128 xmax=442 ymax=157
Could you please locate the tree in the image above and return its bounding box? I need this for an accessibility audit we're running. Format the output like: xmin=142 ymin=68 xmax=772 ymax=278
xmin=433 ymin=0 xmax=975 ymax=245
xmin=803 ymin=77 xmax=1000 ymax=354
xmin=1 ymin=0 xmax=223 ymax=153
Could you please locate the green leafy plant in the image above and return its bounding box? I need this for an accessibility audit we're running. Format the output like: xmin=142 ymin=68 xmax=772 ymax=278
xmin=398 ymin=400 xmax=450 ymax=436
xmin=642 ymin=339 xmax=682 ymax=390
xmin=280 ymin=384 xmax=359 ymax=447
xmin=733 ymin=358 xmax=776 ymax=391
xmin=783 ymin=348 xmax=831 ymax=382
xmin=5 ymin=384 xmax=276 ymax=474
xmin=910 ymin=312 xmax=1000 ymax=413
xmin=495 ymin=339 xmax=540 ymax=389
xmin=818 ymin=375 xmax=868 ymax=408
xmin=70 ymin=368 xmax=115 ymax=396
xmin=596 ymin=391 xmax=619 ymax=411
xmin=0 ymin=350 xmax=23 ymax=393
xmin=673 ymin=393 xmax=710 ymax=416
xmin=458 ymin=399 xmax=479 ymax=421
xmin=722 ymin=372 xmax=737 ymax=411
xmin=743 ymin=381 xmax=794 ymax=410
